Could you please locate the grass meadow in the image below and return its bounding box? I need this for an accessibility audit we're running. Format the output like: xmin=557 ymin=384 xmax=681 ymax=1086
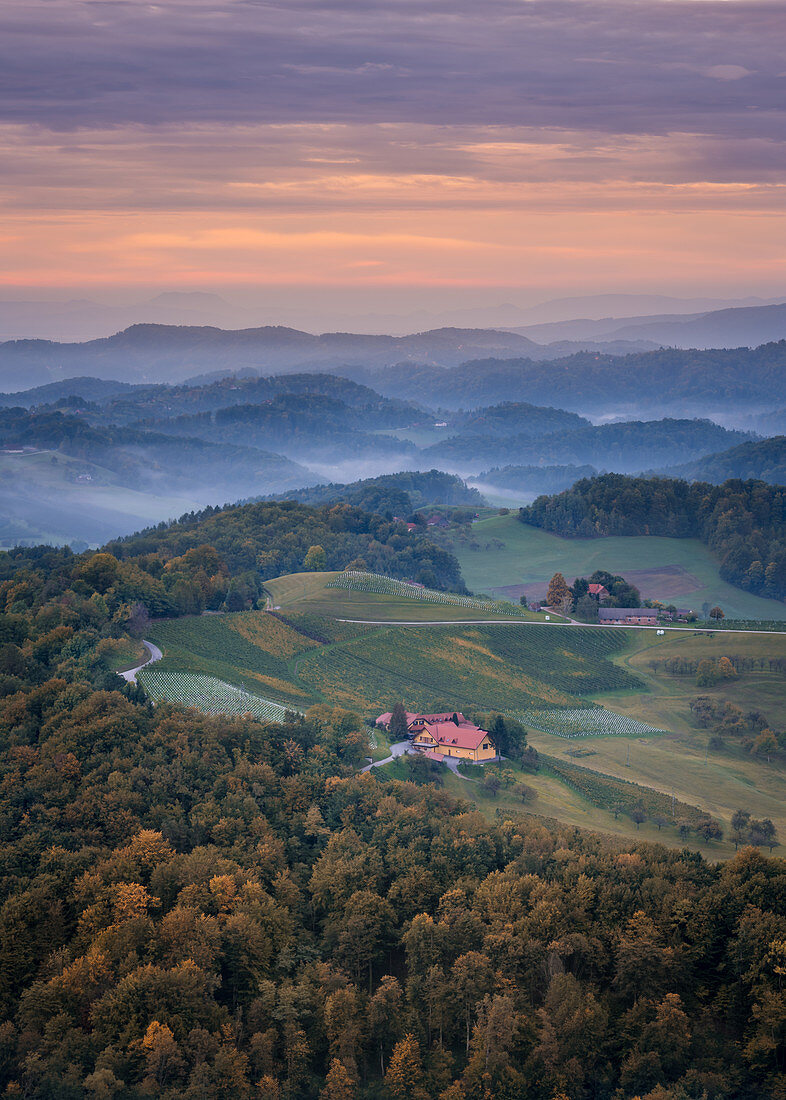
xmin=443 ymin=513 xmax=786 ymax=620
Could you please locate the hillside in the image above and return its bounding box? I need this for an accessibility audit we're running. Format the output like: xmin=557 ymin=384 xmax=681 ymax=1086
xmin=265 ymin=469 xmax=483 ymax=514
xmin=658 ymin=435 xmax=786 ymax=486
xmin=520 ymin=473 xmax=786 ymax=603
xmin=368 ymin=341 xmax=786 ymax=416
xmin=0 ymin=407 xmax=311 ymax=494
xmin=0 ymin=323 xmax=545 ymax=390
xmin=421 ymin=418 xmax=752 ymax=474
xmin=1 ymin=500 xmax=785 ymax=1100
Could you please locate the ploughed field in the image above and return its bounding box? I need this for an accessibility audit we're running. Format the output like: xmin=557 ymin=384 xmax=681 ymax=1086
xmin=144 ymin=575 xmax=786 ymax=859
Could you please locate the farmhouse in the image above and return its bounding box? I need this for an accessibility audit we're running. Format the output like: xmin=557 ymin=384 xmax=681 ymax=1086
xmin=599 ymin=608 xmax=658 ymax=626
xmin=412 ymin=719 xmax=497 ymax=762
xmin=375 ymin=709 xmax=497 ymax=762
xmin=588 ymin=583 xmax=610 ymax=601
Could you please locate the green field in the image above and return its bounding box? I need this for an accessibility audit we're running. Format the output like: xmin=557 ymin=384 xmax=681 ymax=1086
xmin=442 ymin=513 xmax=786 ymax=620
xmin=148 ymin=608 xmax=641 ymax=717
xmin=143 ymin=579 xmax=786 ymax=860
xmin=264 ymin=571 xmax=550 ymax=621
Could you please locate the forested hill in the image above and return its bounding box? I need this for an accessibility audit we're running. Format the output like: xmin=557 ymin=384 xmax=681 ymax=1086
xmin=367 ymin=340 xmax=786 ymax=414
xmin=658 ymin=435 xmax=786 ymax=486
xmin=103 ymin=499 xmax=465 ymax=610
xmin=421 ymin=417 xmax=751 ymax=473
xmin=0 ymin=407 xmax=311 ymax=495
xmin=1 ymin=519 xmax=785 ymax=1097
xmin=520 ymin=473 xmax=786 ymax=602
xmin=265 ymin=470 xmax=483 ymax=515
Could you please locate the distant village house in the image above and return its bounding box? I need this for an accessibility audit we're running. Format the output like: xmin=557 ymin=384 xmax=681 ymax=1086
xmin=598 ymin=608 xmax=658 ymax=626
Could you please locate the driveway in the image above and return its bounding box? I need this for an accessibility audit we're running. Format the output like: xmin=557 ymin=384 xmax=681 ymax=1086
xmin=361 ymin=740 xmax=411 ymax=772
xmin=118 ymin=640 xmax=163 ymax=683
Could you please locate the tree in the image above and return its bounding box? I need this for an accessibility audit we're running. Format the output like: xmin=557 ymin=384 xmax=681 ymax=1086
xmin=385 ymin=1034 xmax=425 ymax=1100
xmin=321 ymin=1059 xmax=355 ymax=1100
xmin=698 ymin=816 xmax=723 ymax=843
xmin=304 ymin=545 xmax=327 ymax=571
xmin=337 ymin=890 xmax=396 ymax=990
xmin=546 ymin=573 xmax=572 ymax=614
xmin=709 ymin=606 xmax=725 ymax=621
xmin=731 ymin=809 xmax=751 ymax=849
xmin=452 ymin=952 xmax=495 ymax=1053
xmin=717 ymin=656 xmax=737 ymax=680
xmin=519 ymin=594 xmax=528 ymax=608
xmin=574 ymin=594 xmax=599 ymax=622
xmin=368 ymin=975 xmax=403 ymax=1076
xmin=389 ymin=702 xmax=409 ymax=740
xmin=749 ymin=819 xmax=778 ymax=851
xmin=753 ymin=730 xmax=778 ymax=763
xmin=696 ymin=659 xmax=720 ymax=687
xmin=481 ymin=774 xmax=502 ymax=799
xmin=631 ymin=806 xmax=646 ymax=830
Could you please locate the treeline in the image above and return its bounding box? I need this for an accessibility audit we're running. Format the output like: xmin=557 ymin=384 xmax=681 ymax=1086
xmin=690 ymin=695 xmax=784 ymax=757
xmin=424 ymin=419 xmax=751 ymax=474
xmin=106 ymin=500 xmax=464 ymax=596
xmin=140 ymin=394 xmax=418 ymax=461
xmin=1 ymin=529 xmax=786 ymax=1097
xmin=659 ymin=435 xmax=786 ymax=487
xmin=372 ymin=340 xmax=786 ymax=413
xmin=265 ymin=470 xmax=483 ymax=518
xmin=0 ymin=501 xmax=464 ymax=626
xmin=520 ymin=473 xmax=786 ymax=602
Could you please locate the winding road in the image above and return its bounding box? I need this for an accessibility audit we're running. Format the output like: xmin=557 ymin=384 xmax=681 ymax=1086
xmin=119 ymin=640 xmax=163 ymax=683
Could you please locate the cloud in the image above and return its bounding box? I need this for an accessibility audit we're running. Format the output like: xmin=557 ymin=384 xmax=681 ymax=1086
xmin=1 ymin=0 xmax=785 ymax=294
xmin=0 ymin=0 xmax=784 ymax=141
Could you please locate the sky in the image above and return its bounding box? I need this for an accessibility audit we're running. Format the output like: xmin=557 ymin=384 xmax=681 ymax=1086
xmin=2 ymin=0 xmax=786 ymax=314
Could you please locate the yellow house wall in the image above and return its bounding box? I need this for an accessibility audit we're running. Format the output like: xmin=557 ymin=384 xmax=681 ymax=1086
xmin=434 ymin=741 xmax=497 ymax=761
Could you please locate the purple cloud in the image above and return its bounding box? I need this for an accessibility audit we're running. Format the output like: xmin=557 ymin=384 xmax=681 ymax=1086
xmin=0 ymin=0 xmax=784 ymax=142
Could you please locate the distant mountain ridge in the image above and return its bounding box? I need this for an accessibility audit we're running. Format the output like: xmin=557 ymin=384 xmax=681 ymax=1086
xmin=0 ymin=324 xmax=546 ymax=390
xmin=510 ymin=300 xmax=786 ymax=349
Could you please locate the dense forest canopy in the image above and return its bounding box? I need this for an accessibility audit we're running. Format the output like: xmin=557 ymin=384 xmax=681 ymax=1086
xmin=0 ymin=526 xmax=785 ymax=1098
xmin=105 ymin=499 xmax=465 ymax=604
xmin=367 ymin=341 xmax=786 ymax=414
xmin=138 ymin=396 xmax=418 ymax=463
xmin=477 ymin=464 xmax=598 ymax=494
xmin=422 ymin=419 xmax=753 ymax=475
xmin=657 ymin=435 xmax=786 ymax=487
xmin=521 ymin=473 xmax=786 ymax=603
xmin=265 ymin=471 xmax=482 ymax=517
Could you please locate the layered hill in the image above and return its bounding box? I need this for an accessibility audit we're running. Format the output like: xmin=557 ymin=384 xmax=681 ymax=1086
xmin=658 ymin=435 xmax=786 ymax=486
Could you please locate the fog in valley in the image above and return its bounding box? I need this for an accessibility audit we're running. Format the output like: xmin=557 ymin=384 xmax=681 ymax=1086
xmin=1 ymin=299 xmax=786 ymax=550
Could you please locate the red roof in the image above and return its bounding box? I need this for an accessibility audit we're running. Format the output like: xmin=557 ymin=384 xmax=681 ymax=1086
xmin=376 ymin=710 xmax=418 ymax=727
xmin=410 ymin=711 xmax=468 ymax=725
xmin=589 ymin=583 xmax=609 ymax=597
xmin=423 ymin=721 xmax=492 ymax=751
